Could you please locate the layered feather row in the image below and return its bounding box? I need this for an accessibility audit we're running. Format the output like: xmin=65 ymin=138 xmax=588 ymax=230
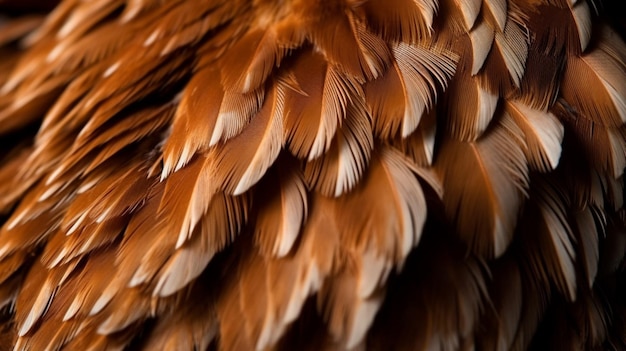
xmin=0 ymin=0 xmax=625 ymax=350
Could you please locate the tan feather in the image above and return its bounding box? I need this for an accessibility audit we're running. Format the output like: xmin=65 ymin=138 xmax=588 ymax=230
xmin=469 ymin=20 xmax=496 ymax=75
xmin=306 ymin=7 xmax=391 ymax=82
xmin=561 ymin=28 xmax=626 ymax=127
xmin=207 ymin=84 xmax=283 ymax=195
xmin=366 ymin=42 xmax=457 ymax=138
xmin=303 ymin=95 xmax=373 ymax=198
xmin=504 ymin=100 xmax=564 ymax=172
xmin=159 ymin=156 xmax=215 ymax=250
xmin=444 ymin=72 xmax=499 ymax=141
xmin=153 ymin=192 xmax=248 ymax=297
xmin=436 ymin=119 xmax=529 ymax=258
xmin=254 ymin=159 xmax=308 ymax=258
xmin=452 ymin=0 xmax=482 ymax=30
xmin=489 ymin=18 xmax=529 ymax=88
xmin=334 ymin=147 xmax=429 ymax=264
xmin=359 ymin=0 xmax=437 ymax=43
xmin=162 ymin=67 xmax=264 ymax=176
xmin=283 ymin=51 xmax=359 ymax=160
xmin=219 ymin=21 xmax=304 ymax=93
xmin=483 ymin=0 xmax=508 ymax=32
xmin=395 ymin=109 xmax=437 ymax=167
xmin=521 ymin=178 xmax=577 ymax=301
xmin=574 ymin=206 xmax=602 ymax=288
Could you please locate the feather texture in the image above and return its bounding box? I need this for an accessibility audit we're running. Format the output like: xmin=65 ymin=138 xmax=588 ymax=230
xmin=0 ymin=1 xmax=625 ymax=350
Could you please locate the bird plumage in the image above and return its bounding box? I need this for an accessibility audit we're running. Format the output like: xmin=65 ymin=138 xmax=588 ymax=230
xmin=0 ymin=0 xmax=625 ymax=350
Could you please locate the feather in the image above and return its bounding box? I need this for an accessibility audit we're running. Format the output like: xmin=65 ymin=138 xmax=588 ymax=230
xmin=219 ymin=21 xmax=304 ymax=93
xmin=490 ymin=18 xmax=529 ymax=88
xmin=283 ymin=51 xmax=357 ymax=160
xmin=319 ymin=263 xmax=386 ymax=349
xmin=142 ymin=279 xmax=218 ymax=351
xmin=435 ymin=119 xmax=529 ymax=258
xmin=366 ymin=42 xmax=457 ymax=138
xmin=521 ymin=178 xmax=577 ymax=301
xmin=478 ymin=258 xmax=523 ymax=351
xmin=307 ymin=7 xmax=391 ymax=82
xmin=505 ymin=100 xmax=564 ymax=172
xmin=254 ymin=159 xmax=308 ymax=258
xmin=14 ymin=261 xmax=63 ymax=337
xmin=366 ymin=233 xmax=488 ymax=351
xmin=153 ymin=192 xmax=247 ymax=297
xmin=469 ymin=21 xmax=495 ymax=75
xmin=517 ymin=40 xmax=565 ymax=110
xmin=54 ymin=103 xmax=174 ymax=183
xmin=42 ymin=165 xmax=153 ymax=267
xmin=0 ymin=15 xmax=43 ymax=47
xmin=561 ymin=28 xmax=626 ymax=127
xmin=573 ymin=206 xmax=602 ymax=288
xmin=159 ymin=156 xmax=215 ymax=250
xmin=0 ymin=147 xmax=36 ymax=213
xmin=207 ymin=84 xmax=283 ymax=195
xmin=334 ymin=147 xmax=429 ymax=263
xmin=444 ymin=72 xmax=499 ymax=141
xmin=568 ymin=117 xmax=626 ymax=178
xmin=452 ymin=0 xmax=482 ymax=30
xmin=570 ymin=1 xmax=592 ymax=52
xmin=303 ymin=95 xmax=373 ymax=197
xmin=359 ymin=0 xmax=437 ymax=43
xmin=162 ymin=67 xmax=264 ymax=177
xmin=395 ymin=109 xmax=437 ymax=167
xmin=483 ymin=0 xmax=508 ymax=32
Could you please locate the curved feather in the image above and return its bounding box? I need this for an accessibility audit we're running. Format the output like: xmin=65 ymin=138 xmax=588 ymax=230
xmin=219 ymin=21 xmax=304 ymax=93
xmin=359 ymin=0 xmax=436 ymax=43
xmin=436 ymin=118 xmax=530 ymax=258
xmin=505 ymin=100 xmax=564 ymax=172
xmin=255 ymin=159 xmax=308 ymax=258
xmin=303 ymin=96 xmax=374 ymax=197
xmin=366 ymin=42 xmax=457 ymax=138
xmin=208 ymin=84 xmax=283 ymax=195
xmin=306 ymin=7 xmax=391 ymax=82
xmin=561 ymin=28 xmax=626 ymax=127
xmin=153 ymin=192 xmax=248 ymax=297
xmin=283 ymin=51 xmax=358 ymax=160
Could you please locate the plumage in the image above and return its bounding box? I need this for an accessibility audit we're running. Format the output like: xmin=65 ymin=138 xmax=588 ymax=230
xmin=0 ymin=0 xmax=625 ymax=350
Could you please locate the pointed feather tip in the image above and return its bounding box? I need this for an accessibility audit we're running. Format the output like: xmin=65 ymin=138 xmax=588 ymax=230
xmin=102 ymin=62 xmax=121 ymax=78
xmin=47 ymin=247 xmax=70 ymax=268
xmin=0 ymin=243 xmax=13 ymax=258
xmin=128 ymin=267 xmax=149 ymax=288
xmin=90 ymin=292 xmax=113 ymax=316
xmin=346 ymin=298 xmax=381 ymax=349
xmin=63 ymin=295 xmax=83 ymax=321
xmin=18 ymin=283 xmax=54 ymax=337
xmin=144 ymin=30 xmax=160 ymax=46
xmin=175 ymin=227 xmax=190 ymax=249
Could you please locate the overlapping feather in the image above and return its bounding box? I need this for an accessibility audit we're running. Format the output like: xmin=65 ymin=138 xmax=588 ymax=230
xmin=0 ymin=0 xmax=625 ymax=350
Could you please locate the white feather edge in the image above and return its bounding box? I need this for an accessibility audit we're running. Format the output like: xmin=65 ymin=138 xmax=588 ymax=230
xmin=309 ymin=67 xmax=350 ymax=161
xmin=233 ymin=89 xmax=284 ymax=195
xmin=454 ymin=0 xmax=481 ymax=30
xmin=571 ymin=2 xmax=592 ymax=52
xmin=508 ymin=101 xmax=564 ymax=170
xmin=394 ymin=43 xmax=457 ymax=137
xmin=494 ymin=22 xmax=528 ymax=88
xmin=274 ymin=175 xmax=307 ymax=257
xmin=469 ymin=22 xmax=495 ymax=75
